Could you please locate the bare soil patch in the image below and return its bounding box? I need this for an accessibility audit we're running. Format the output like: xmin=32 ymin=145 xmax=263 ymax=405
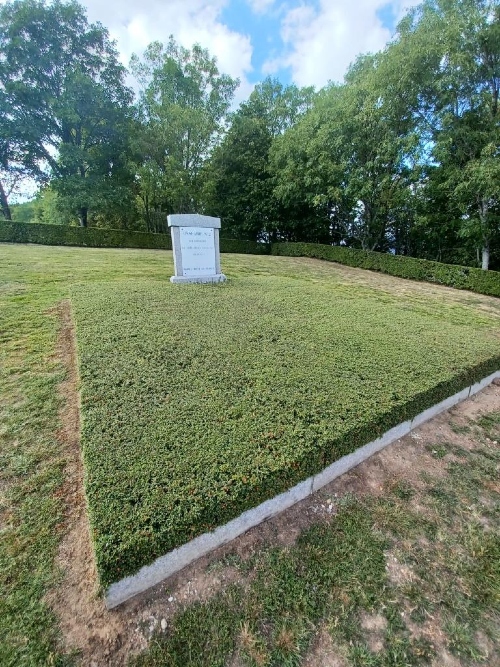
xmin=359 ymin=612 xmax=387 ymax=653
xmin=302 ymin=626 xmax=347 ymax=666
xmin=48 ymin=303 xmax=500 ymax=666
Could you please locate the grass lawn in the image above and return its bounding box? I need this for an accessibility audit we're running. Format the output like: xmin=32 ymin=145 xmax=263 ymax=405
xmin=0 ymin=242 xmax=499 ymax=666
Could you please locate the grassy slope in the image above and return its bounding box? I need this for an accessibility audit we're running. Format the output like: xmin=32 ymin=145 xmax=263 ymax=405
xmin=1 ymin=243 xmax=499 ymax=666
xmin=71 ymin=264 xmax=500 ymax=586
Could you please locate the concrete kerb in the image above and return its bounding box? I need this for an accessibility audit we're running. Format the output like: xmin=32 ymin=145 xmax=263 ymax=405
xmin=105 ymin=369 xmax=500 ymax=609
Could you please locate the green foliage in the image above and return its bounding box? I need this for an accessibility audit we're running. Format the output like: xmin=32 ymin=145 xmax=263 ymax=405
xmin=0 ymin=0 xmax=136 ymax=225
xmin=270 ymin=55 xmax=422 ymax=252
xmin=204 ymin=77 xmax=318 ymax=242
xmin=0 ymin=250 xmax=75 ymax=665
xmin=383 ymin=0 xmax=500 ymax=268
xmin=2 ymin=242 xmax=500 ymax=666
xmin=271 ymin=242 xmax=500 ymax=297
xmin=265 ymin=0 xmax=500 ymax=266
xmin=133 ymin=499 xmax=388 ymax=667
xmin=10 ymin=199 xmax=39 ymax=223
xmin=220 ymin=238 xmax=270 ymax=255
xmin=71 ymin=275 xmax=500 ymax=586
xmin=0 ymin=220 xmax=269 ymax=254
xmin=130 ymin=36 xmax=238 ymax=224
xmin=205 ymin=111 xmax=276 ymax=241
xmin=11 ymin=189 xmax=77 ymax=225
xmin=1 ymin=0 xmax=499 ymax=266
xmin=0 ymin=220 xmax=172 ymax=249
xmin=131 ymin=419 xmax=500 ymax=666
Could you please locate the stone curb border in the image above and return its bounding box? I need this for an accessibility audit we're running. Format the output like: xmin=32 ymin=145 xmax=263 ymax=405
xmin=106 ymin=370 xmax=500 ymax=609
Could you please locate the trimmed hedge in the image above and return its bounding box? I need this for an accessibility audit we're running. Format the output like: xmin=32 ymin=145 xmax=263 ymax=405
xmin=0 ymin=221 xmax=270 ymax=255
xmin=0 ymin=220 xmax=173 ymax=249
xmin=72 ymin=277 xmax=500 ymax=587
xmin=271 ymin=242 xmax=500 ymax=298
xmin=220 ymin=237 xmax=270 ymax=255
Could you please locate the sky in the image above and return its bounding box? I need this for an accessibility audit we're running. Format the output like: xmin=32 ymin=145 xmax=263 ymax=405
xmin=76 ymin=0 xmax=419 ymax=103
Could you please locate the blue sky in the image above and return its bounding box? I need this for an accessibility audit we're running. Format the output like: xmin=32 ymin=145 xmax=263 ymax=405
xmin=220 ymin=0 xmax=401 ymax=87
xmin=71 ymin=0 xmax=417 ymax=102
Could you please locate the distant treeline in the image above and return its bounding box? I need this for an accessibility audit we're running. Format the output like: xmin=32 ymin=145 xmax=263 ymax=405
xmin=1 ymin=0 xmax=499 ymax=269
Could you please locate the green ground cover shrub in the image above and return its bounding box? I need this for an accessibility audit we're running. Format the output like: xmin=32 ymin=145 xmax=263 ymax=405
xmin=271 ymin=242 xmax=500 ymax=297
xmin=71 ymin=275 xmax=500 ymax=587
xmin=0 ymin=221 xmax=269 ymax=254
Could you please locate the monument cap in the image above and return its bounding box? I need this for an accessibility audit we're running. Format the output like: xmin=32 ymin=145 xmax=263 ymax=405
xmin=168 ymin=214 xmax=221 ymax=229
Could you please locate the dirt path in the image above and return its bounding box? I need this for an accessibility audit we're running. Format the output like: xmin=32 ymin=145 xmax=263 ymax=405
xmin=47 ymin=301 xmax=500 ymax=666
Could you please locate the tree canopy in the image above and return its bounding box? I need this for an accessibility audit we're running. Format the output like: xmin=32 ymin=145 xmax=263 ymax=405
xmin=1 ymin=0 xmax=499 ymax=269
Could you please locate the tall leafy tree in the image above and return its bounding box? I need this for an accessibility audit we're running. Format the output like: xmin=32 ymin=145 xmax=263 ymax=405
xmin=0 ymin=0 xmax=135 ymax=226
xmin=0 ymin=87 xmax=37 ymax=219
xmin=205 ymin=111 xmax=275 ymax=240
xmin=390 ymin=0 xmax=500 ymax=268
xmin=205 ymin=77 xmax=317 ymax=241
xmin=272 ymin=55 xmax=421 ymax=251
xmin=50 ymin=69 xmax=136 ymax=227
xmin=130 ymin=37 xmax=238 ymax=223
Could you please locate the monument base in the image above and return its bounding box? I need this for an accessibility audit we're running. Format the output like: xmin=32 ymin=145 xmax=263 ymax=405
xmin=170 ymin=274 xmax=227 ymax=284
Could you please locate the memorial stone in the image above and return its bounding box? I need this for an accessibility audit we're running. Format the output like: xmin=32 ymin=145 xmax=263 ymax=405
xmin=167 ymin=213 xmax=226 ymax=284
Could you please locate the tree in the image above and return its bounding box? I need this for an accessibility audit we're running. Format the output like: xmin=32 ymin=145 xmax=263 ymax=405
xmin=272 ymin=54 xmax=421 ymax=251
xmin=389 ymin=0 xmax=500 ymax=268
xmin=0 ymin=88 xmax=35 ymax=220
xmin=205 ymin=112 xmax=275 ymax=240
xmin=205 ymin=77 xmax=317 ymax=241
xmin=49 ymin=69 xmax=136 ymax=227
xmin=11 ymin=187 xmax=75 ymax=224
xmin=0 ymin=0 xmax=135 ymax=226
xmin=130 ymin=37 xmax=238 ymax=223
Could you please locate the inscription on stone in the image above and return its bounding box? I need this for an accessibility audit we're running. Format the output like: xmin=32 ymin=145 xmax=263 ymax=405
xmin=179 ymin=227 xmax=216 ymax=277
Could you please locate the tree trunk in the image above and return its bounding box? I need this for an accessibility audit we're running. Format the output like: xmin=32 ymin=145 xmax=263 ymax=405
xmin=0 ymin=180 xmax=12 ymax=220
xmin=482 ymin=243 xmax=490 ymax=271
xmin=78 ymin=207 xmax=88 ymax=227
xmin=478 ymin=197 xmax=490 ymax=270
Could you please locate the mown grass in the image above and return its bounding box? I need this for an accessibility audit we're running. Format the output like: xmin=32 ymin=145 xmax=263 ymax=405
xmin=72 ymin=273 xmax=500 ymax=585
xmin=0 ymin=245 xmax=183 ymax=665
xmin=0 ymin=279 xmax=69 ymax=665
xmin=0 ymin=242 xmax=499 ymax=666
xmin=133 ymin=412 xmax=500 ymax=667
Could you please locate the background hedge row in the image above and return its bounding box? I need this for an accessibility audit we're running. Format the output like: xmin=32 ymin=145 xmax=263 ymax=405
xmin=2 ymin=221 xmax=500 ymax=296
xmin=0 ymin=221 xmax=269 ymax=255
xmin=0 ymin=221 xmax=173 ymax=249
xmin=271 ymin=242 xmax=500 ymax=298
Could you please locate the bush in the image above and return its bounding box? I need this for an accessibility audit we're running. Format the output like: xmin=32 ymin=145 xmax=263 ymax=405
xmin=220 ymin=238 xmax=270 ymax=255
xmin=0 ymin=221 xmax=172 ymax=250
xmin=271 ymin=243 xmax=500 ymax=298
xmin=0 ymin=221 xmax=271 ymax=255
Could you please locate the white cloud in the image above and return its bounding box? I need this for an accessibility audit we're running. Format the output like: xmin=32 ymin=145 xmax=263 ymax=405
xmin=247 ymin=0 xmax=275 ymax=14
xmin=81 ymin=0 xmax=254 ymax=102
xmin=264 ymin=0 xmax=419 ymax=88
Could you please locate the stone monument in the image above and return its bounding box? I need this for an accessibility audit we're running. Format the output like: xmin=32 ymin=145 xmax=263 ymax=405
xmin=167 ymin=213 xmax=226 ymax=284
